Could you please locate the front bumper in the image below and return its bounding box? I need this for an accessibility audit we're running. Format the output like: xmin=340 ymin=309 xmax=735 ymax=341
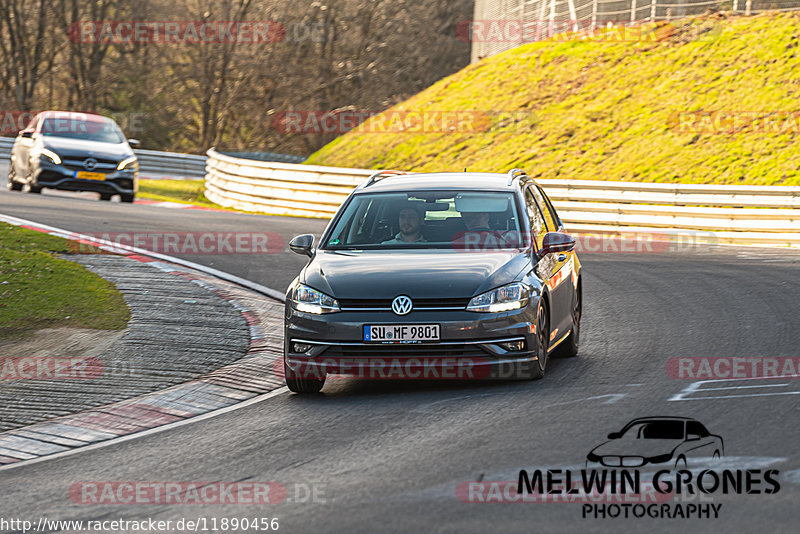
xmin=284 ymin=305 xmax=541 ymax=380
xmin=34 ymin=162 xmax=138 ymax=194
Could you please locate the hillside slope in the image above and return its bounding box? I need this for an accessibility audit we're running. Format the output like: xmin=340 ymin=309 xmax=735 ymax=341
xmin=307 ymin=13 xmax=800 ymax=184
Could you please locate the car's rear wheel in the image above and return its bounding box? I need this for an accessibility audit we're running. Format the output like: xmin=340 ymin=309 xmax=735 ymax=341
xmin=121 ymin=194 xmax=135 ymax=203
xmin=284 ymin=360 xmax=326 ymax=394
xmin=99 ymin=193 xmax=112 ymax=201
xmin=555 ymin=283 xmax=581 ymax=358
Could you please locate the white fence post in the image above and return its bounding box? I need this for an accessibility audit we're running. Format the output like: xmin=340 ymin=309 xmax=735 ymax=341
xmin=538 ymin=0 xmax=548 ymax=40
xmin=733 ymin=0 xmax=738 ymax=12
xmin=591 ymin=0 xmax=598 ymax=29
xmin=745 ymin=0 xmax=752 ymax=15
xmin=631 ymin=0 xmax=638 ymax=23
xmin=548 ymin=0 xmax=556 ymax=38
xmin=650 ymin=0 xmax=657 ymax=21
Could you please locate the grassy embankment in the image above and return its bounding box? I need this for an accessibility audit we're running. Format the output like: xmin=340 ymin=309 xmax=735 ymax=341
xmin=307 ymin=12 xmax=800 ymax=184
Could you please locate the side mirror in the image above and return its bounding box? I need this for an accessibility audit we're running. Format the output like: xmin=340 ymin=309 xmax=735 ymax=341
xmin=127 ymin=138 xmax=141 ymax=148
xmin=607 ymin=432 xmax=621 ymax=440
xmin=289 ymin=234 xmax=315 ymax=257
xmin=19 ymin=130 xmax=33 ymax=139
xmin=539 ymin=232 xmax=575 ymax=256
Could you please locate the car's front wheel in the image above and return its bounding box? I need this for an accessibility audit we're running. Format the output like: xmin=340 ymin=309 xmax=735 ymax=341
xmin=284 ymin=360 xmax=326 ymax=394
xmin=121 ymin=194 xmax=135 ymax=203
xmin=518 ymin=302 xmax=548 ymax=380
xmin=7 ymin=161 xmax=22 ymax=191
xmin=555 ymin=283 xmax=581 ymax=358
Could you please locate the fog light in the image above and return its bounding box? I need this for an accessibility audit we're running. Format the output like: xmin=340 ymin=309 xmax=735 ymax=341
xmin=500 ymin=340 xmax=525 ymax=351
xmin=292 ymin=342 xmax=313 ymax=353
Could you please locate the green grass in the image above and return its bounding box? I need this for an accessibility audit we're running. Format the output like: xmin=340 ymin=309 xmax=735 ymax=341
xmin=138 ymin=179 xmax=220 ymax=207
xmin=0 ymin=223 xmax=130 ymax=339
xmin=307 ymin=12 xmax=800 ymax=185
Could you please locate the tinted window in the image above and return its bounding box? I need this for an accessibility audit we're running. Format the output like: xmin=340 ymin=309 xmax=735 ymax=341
xmin=524 ymin=187 xmax=548 ymax=250
xmin=536 ymin=185 xmax=561 ymax=230
xmin=324 ymin=190 xmax=523 ymax=250
xmin=40 ymin=115 xmax=126 ymax=144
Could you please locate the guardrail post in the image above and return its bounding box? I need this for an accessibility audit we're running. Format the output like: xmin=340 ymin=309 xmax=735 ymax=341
xmin=548 ymin=0 xmax=556 ymax=38
xmin=631 ymin=0 xmax=638 ymax=23
xmin=733 ymin=0 xmax=738 ymax=11
xmin=538 ymin=0 xmax=548 ymax=40
xmin=745 ymin=0 xmax=752 ymax=14
xmin=650 ymin=0 xmax=657 ymax=21
xmin=591 ymin=0 xmax=598 ymax=30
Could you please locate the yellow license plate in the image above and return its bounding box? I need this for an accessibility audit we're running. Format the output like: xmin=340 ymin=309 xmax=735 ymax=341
xmin=75 ymin=171 xmax=106 ymax=181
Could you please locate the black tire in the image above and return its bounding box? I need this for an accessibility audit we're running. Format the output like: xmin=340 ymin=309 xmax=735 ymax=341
xmin=519 ymin=302 xmax=549 ymax=380
xmin=28 ymin=184 xmax=42 ymax=194
xmin=121 ymin=194 xmax=135 ymax=203
xmin=284 ymin=360 xmax=326 ymax=393
xmin=99 ymin=192 xmax=112 ymax=201
xmin=7 ymin=161 xmax=22 ymax=191
xmin=554 ymin=283 xmax=581 ymax=358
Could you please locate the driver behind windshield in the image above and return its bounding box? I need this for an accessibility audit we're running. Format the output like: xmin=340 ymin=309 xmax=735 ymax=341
xmin=461 ymin=211 xmax=491 ymax=231
xmin=382 ymin=205 xmax=427 ymax=244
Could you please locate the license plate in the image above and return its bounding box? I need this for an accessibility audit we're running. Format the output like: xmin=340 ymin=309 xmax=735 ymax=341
xmin=364 ymin=324 xmax=440 ymax=343
xmin=75 ymin=171 xmax=106 ymax=181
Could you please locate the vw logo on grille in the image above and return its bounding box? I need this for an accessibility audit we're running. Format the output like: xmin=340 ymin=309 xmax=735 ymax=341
xmin=391 ymin=295 xmax=413 ymax=316
xmin=83 ymin=158 xmax=98 ymax=170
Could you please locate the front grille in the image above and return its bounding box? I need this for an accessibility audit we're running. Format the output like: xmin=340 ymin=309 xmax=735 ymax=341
xmin=322 ymin=343 xmax=489 ymax=359
xmin=63 ymin=158 xmax=119 ymax=172
xmin=338 ymin=297 xmax=470 ymax=309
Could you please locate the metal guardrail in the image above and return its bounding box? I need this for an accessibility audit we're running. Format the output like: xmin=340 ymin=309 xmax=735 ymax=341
xmin=0 ymin=136 xmax=207 ymax=177
xmin=205 ymin=148 xmax=800 ymax=247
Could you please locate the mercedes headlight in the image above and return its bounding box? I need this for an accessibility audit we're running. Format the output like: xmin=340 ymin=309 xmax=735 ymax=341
xmin=34 ymin=148 xmax=61 ymax=165
xmin=117 ymin=156 xmax=138 ymax=171
xmin=292 ymin=283 xmax=340 ymax=314
xmin=466 ymin=282 xmax=530 ymax=313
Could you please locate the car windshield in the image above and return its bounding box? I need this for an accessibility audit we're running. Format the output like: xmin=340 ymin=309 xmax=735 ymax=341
xmin=622 ymin=420 xmax=685 ymax=440
xmin=40 ymin=115 xmax=126 ymax=144
xmin=323 ymin=190 xmax=525 ymax=250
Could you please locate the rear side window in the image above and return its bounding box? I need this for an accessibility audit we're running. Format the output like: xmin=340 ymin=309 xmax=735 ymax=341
xmin=686 ymin=421 xmax=710 ymax=437
xmin=536 ymin=185 xmax=561 ymax=231
xmin=529 ymin=185 xmax=557 ymax=232
xmin=524 ymin=188 xmax=548 ymax=250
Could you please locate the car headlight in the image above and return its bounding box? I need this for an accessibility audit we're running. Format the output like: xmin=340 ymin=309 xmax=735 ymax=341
xmin=292 ymin=283 xmax=340 ymax=314
xmin=34 ymin=148 xmax=61 ymax=165
xmin=466 ymin=282 xmax=530 ymax=313
xmin=117 ymin=156 xmax=138 ymax=171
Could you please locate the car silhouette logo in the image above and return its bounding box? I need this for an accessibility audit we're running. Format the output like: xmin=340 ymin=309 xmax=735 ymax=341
xmin=391 ymin=296 xmax=413 ymax=315
xmin=83 ymin=158 xmax=98 ymax=170
xmin=586 ymin=416 xmax=724 ymax=469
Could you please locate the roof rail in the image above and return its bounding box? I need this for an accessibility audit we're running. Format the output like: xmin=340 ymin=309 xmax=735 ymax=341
xmin=507 ymin=168 xmax=527 ymax=185
xmin=364 ymin=170 xmax=408 ymax=187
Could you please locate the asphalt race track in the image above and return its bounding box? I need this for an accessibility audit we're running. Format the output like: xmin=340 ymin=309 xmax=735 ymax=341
xmin=2 ymin=181 xmax=800 ymax=533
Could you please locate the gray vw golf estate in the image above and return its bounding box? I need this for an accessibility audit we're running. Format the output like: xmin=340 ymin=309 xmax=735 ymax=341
xmin=284 ymin=169 xmax=582 ymax=393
